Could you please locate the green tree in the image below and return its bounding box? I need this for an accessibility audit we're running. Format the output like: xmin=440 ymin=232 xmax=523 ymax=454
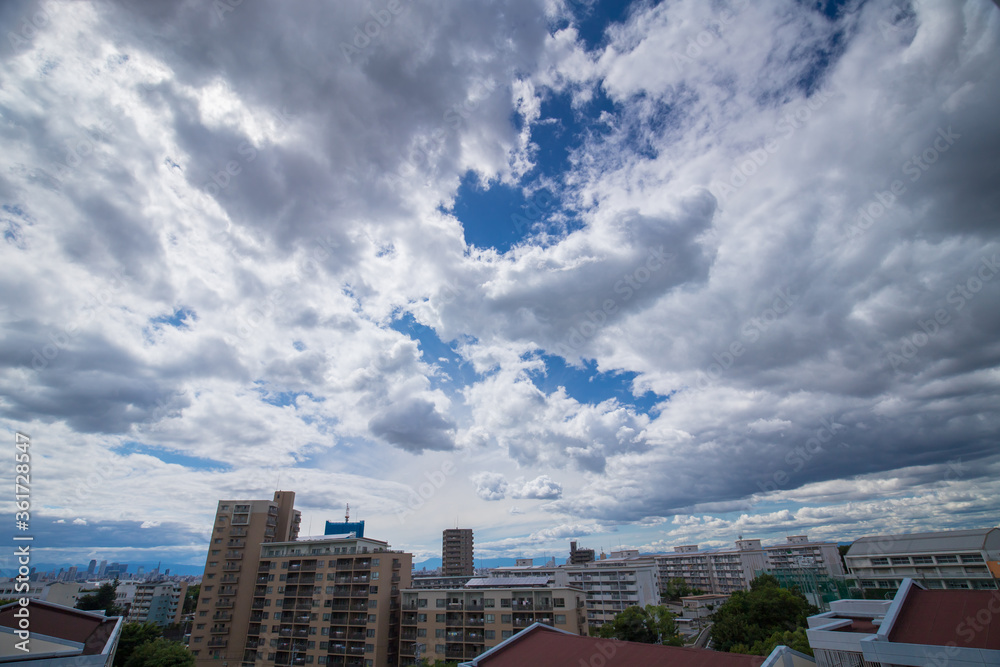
xmin=123 ymin=638 xmax=193 ymax=667
xmin=76 ymin=578 xmax=123 ymax=616
xmin=709 ymin=575 xmax=816 ymax=653
xmin=183 ymin=584 xmax=200 ymax=614
xmin=114 ymin=622 xmax=163 ymax=667
xmin=663 ymin=577 xmax=705 ymax=601
xmin=597 ymin=605 xmax=683 ymax=645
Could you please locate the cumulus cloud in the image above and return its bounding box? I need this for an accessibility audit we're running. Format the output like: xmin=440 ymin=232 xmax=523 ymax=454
xmin=473 ymin=472 xmax=509 ymax=501
xmin=512 ymin=475 xmax=563 ymax=499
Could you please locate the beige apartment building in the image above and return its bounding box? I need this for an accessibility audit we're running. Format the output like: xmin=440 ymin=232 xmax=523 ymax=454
xmin=399 ymin=577 xmax=587 ymax=665
xmin=442 ymin=529 xmax=474 ymax=577
xmin=250 ymin=535 xmax=412 ymax=667
xmin=190 ymin=491 xmax=301 ymax=666
xmin=127 ymin=580 xmax=188 ymax=626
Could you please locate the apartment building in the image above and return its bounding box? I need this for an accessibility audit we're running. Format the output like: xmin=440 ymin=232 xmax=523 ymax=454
xmin=845 ymin=526 xmax=1000 ymax=591
xmin=655 ymin=536 xmax=845 ymax=595
xmin=127 ymin=580 xmax=188 ymax=626
xmin=190 ymin=491 xmax=301 ymax=667
xmin=400 ymin=576 xmax=587 ymax=665
xmin=0 ymin=581 xmax=80 ymax=607
xmin=492 ymin=553 xmax=661 ymax=628
xmin=443 ymin=529 xmax=474 ymax=577
xmin=248 ymin=535 xmax=412 ymax=667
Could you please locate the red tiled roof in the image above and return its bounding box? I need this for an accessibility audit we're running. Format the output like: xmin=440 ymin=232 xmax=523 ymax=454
xmin=473 ymin=625 xmax=766 ymax=667
xmin=888 ymin=588 xmax=1000 ymax=650
xmin=0 ymin=600 xmax=120 ymax=656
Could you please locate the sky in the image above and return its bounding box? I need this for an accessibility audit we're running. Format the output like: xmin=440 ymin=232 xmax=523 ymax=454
xmin=1 ymin=0 xmax=999 ymax=572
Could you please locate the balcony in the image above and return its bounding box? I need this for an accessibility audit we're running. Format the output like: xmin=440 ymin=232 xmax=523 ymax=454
xmin=215 ymin=599 xmax=234 ymax=609
xmin=207 ymin=638 xmax=228 ymax=648
xmin=221 ymin=574 xmax=240 ymax=584
xmin=225 ymin=551 xmax=244 ymax=560
xmin=212 ymin=612 xmax=232 ymax=621
xmin=223 ymin=562 xmax=241 ymax=572
xmin=210 ymin=625 xmax=229 ymax=634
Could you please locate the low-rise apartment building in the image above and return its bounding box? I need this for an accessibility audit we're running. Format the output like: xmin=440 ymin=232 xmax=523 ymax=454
xmin=844 ymin=526 xmax=1000 ymax=591
xmin=127 ymin=580 xmax=188 ymax=626
xmin=655 ymin=536 xmax=845 ymax=595
xmin=400 ymin=576 xmax=587 ymax=665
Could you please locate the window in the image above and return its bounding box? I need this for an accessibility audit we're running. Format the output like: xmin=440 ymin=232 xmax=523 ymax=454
xmin=501 ymin=631 xmax=512 ymax=639
xmin=553 ymin=598 xmax=565 ymax=608
xmin=368 ymin=614 xmax=376 ymax=623
xmin=214 ymin=538 xmax=222 ymax=544
xmin=199 ymin=611 xmax=207 ymax=617
xmin=436 ymin=629 xmax=445 ymax=638
xmin=912 ymin=556 xmax=933 ymax=564
xmin=194 ymin=637 xmax=203 ymax=643
xmin=436 ymin=599 xmax=446 ymax=608
xmin=417 ymin=628 xmax=426 ymax=637
xmin=365 ymin=644 xmax=374 ymax=653
xmin=435 ymin=645 xmax=445 ymax=654
xmin=323 ymin=613 xmax=331 ymax=621
xmin=485 ymin=614 xmax=495 ymax=623
xmin=870 ymin=557 xmax=888 ymax=565
xmin=555 ymin=615 xmax=566 ymax=624
xmin=368 ymin=600 xmax=377 ymax=608
xmin=890 ymin=557 xmax=909 ymax=565
xmin=307 ymin=641 xmax=315 ymax=649
xmin=196 ymin=624 xmax=206 ymax=630
xmin=484 ymin=598 xmax=495 ymax=608
xmin=417 ymin=613 xmax=427 ymax=622
xmin=485 ymin=630 xmax=495 ymax=639
xmin=372 ymin=572 xmax=379 ymax=580
xmin=961 ymin=554 xmax=985 ymax=563
xmin=369 ymin=585 xmax=378 ymax=594
xmin=318 ymin=658 xmax=326 ymax=665
xmin=500 ymin=599 xmax=511 ymax=607
xmin=417 ymin=598 xmax=427 ymax=608
xmin=936 ymin=555 xmax=958 ymax=564
xmin=367 ymin=629 xmax=376 ymax=638
xmin=501 ymin=614 xmax=511 ymax=624
xmin=372 ymin=558 xmax=380 ymax=566
xmin=436 ymin=614 xmax=445 ymax=623
xmin=320 ymin=642 xmax=328 ymax=650
xmin=321 ymin=627 xmax=329 ymax=636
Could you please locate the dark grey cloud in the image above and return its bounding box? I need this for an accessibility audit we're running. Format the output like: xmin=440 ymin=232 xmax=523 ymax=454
xmin=368 ymin=397 xmax=456 ymax=452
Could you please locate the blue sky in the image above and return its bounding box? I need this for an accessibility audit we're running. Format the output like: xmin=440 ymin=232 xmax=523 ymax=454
xmin=1 ymin=0 xmax=999 ymax=570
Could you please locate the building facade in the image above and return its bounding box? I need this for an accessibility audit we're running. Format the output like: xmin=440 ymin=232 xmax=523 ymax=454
xmin=443 ymin=530 xmax=474 ymax=577
xmin=844 ymin=527 xmax=1000 ymax=591
xmin=127 ymin=581 xmax=188 ymax=627
xmin=655 ymin=536 xmax=845 ymax=595
xmin=189 ymin=491 xmax=301 ymax=666
xmin=247 ymin=535 xmax=412 ymax=667
xmin=400 ymin=578 xmax=587 ymax=665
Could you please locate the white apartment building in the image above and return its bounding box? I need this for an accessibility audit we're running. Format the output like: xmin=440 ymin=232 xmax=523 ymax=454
xmin=491 ymin=553 xmax=660 ymax=628
xmin=655 ymin=536 xmax=845 ymax=595
xmin=845 ymin=526 xmax=1000 ymax=591
xmin=127 ymin=580 xmax=187 ymax=626
xmin=0 ymin=581 xmax=81 ymax=607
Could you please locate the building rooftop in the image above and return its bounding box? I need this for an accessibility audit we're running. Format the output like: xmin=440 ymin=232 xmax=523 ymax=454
xmin=0 ymin=599 xmax=122 ymax=662
xmin=459 ymin=623 xmax=767 ymax=667
xmin=847 ymin=527 xmax=999 ymax=556
xmin=465 ymin=576 xmax=554 ymax=588
xmin=888 ymin=588 xmax=1000 ymax=650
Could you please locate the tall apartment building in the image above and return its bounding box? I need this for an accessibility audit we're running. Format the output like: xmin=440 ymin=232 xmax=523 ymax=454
xmin=251 ymin=534 xmax=412 ymax=667
xmin=568 ymin=541 xmax=595 ymax=565
xmin=189 ymin=491 xmax=301 ymax=666
xmin=127 ymin=580 xmax=188 ymax=627
xmin=655 ymin=535 xmax=845 ymax=595
xmin=400 ymin=577 xmax=587 ymax=665
xmin=443 ymin=529 xmax=474 ymax=577
xmin=844 ymin=526 xmax=1000 ymax=591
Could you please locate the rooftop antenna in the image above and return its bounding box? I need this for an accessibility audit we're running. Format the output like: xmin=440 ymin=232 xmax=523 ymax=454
xmin=346 ymin=503 xmax=350 ymax=522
